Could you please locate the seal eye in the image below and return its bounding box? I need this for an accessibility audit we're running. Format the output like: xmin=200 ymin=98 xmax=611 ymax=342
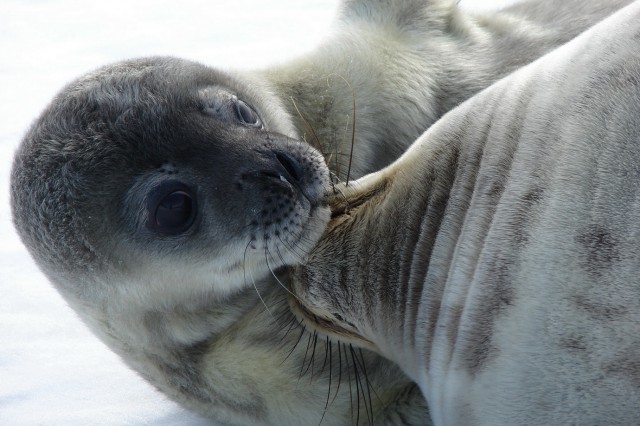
xmin=235 ymin=99 xmax=261 ymax=127
xmin=148 ymin=184 xmax=197 ymax=234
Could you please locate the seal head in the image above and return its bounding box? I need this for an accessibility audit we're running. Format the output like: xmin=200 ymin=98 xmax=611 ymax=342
xmin=11 ymin=57 xmax=331 ymax=311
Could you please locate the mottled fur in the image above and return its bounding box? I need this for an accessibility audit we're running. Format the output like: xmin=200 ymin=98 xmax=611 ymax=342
xmin=292 ymin=2 xmax=640 ymax=424
xmin=10 ymin=0 xmax=633 ymax=424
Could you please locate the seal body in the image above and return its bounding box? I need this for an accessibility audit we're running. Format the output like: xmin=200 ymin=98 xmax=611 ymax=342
xmin=10 ymin=0 xmax=635 ymax=424
xmin=263 ymin=0 xmax=635 ymax=179
xmin=292 ymin=2 xmax=640 ymax=424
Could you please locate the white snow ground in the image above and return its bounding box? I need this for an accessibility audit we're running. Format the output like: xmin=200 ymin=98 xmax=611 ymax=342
xmin=0 ymin=1 xmax=514 ymax=425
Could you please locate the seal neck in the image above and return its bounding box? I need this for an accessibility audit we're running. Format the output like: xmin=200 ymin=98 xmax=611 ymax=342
xmin=294 ymin=126 xmax=466 ymax=377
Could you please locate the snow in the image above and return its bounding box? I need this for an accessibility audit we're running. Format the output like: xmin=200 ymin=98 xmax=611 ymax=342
xmin=0 ymin=1 xmax=513 ymax=424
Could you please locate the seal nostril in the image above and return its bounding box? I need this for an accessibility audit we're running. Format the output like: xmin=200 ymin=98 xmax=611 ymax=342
xmin=275 ymin=151 xmax=303 ymax=183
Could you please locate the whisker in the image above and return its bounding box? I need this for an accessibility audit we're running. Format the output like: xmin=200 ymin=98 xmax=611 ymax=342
xmin=335 ymin=125 xmax=341 ymax=179
xmin=277 ymin=234 xmax=319 ymax=271
xmin=351 ymin=348 xmax=384 ymax=423
xmin=351 ymin=345 xmax=374 ymax=426
xmin=278 ymin=311 xmax=301 ymax=346
xmin=350 ymin=345 xmax=362 ymax=426
xmin=320 ymin=151 xmax=353 ymax=158
xmin=267 ymin=243 xmax=306 ymax=305
xmin=342 ymin=342 xmax=354 ymax=424
xmin=326 ymin=74 xmax=357 ymax=186
xmin=290 ymin=96 xmax=323 ymax=152
xmin=273 ymin=239 xmax=289 ymax=264
xmin=299 ymin=331 xmax=315 ymax=380
xmin=318 ymin=338 xmax=332 ymax=425
xmin=358 ymin=348 xmax=375 ymax=425
xmin=346 ymin=92 xmax=356 ymax=186
xmin=281 ymin=320 xmax=307 ymax=365
xmin=275 ymin=300 xmax=295 ymax=324
xmin=277 ymin=234 xmax=307 ymax=264
xmin=244 ymin=240 xmax=275 ymax=319
xmin=302 ymin=330 xmax=319 ymax=379
xmin=320 ymin=335 xmax=330 ymax=376
xmin=332 ymin=341 xmax=343 ymax=406
xmin=329 ymin=171 xmax=345 ymax=188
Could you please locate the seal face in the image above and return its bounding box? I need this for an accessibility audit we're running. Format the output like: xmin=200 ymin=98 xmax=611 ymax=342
xmin=13 ymin=58 xmax=336 ymax=332
xmin=13 ymin=57 xmax=331 ymax=304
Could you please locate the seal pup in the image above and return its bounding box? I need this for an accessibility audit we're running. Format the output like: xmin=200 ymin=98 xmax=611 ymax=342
xmin=266 ymin=0 xmax=634 ymax=179
xmin=290 ymin=2 xmax=640 ymax=424
xmin=10 ymin=0 xmax=635 ymax=424
xmin=11 ymin=58 xmax=428 ymax=425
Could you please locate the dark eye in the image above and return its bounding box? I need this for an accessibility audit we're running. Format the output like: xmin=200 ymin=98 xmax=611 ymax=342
xmin=235 ymin=99 xmax=261 ymax=127
xmin=147 ymin=184 xmax=197 ymax=234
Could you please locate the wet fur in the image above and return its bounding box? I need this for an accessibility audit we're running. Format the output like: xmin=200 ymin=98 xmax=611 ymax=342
xmin=292 ymin=2 xmax=640 ymax=424
xmin=10 ymin=0 xmax=634 ymax=424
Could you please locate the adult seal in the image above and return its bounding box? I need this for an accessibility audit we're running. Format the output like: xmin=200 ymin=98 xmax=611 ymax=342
xmin=291 ymin=2 xmax=640 ymax=424
xmin=10 ymin=0 xmax=633 ymax=424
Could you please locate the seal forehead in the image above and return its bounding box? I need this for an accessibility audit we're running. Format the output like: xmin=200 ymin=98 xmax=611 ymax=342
xmin=10 ymin=59 xmax=214 ymax=278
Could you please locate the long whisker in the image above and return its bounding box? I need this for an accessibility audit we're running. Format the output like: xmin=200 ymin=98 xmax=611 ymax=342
xmin=333 ymin=341 xmax=343 ymax=406
xmin=358 ymin=348 xmax=375 ymax=425
xmin=273 ymin=244 xmax=291 ymax=271
xmin=335 ymin=122 xmax=341 ymax=180
xmin=326 ymin=74 xmax=357 ymax=185
xmin=319 ymin=334 xmax=330 ymax=376
xmin=278 ymin=311 xmax=301 ymax=346
xmin=321 ymin=151 xmax=353 ymax=158
xmin=302 ymin=330 xmax=319 ymax=379
xmin=266 ymin=244 xmax=305 ymax=304
xmin=299 ymin=330 xmax=315 ymax=379
xmin=318 ymin=337 xmax=332 ymax=425
xmin=338 ymin=342 xmax=354 ymax=424
xmin=349 ymin=345 xmax=362 ymax=426
xmin=244 ymin=240 xmax=275 ymax=319
xmin=350 ymin=345 xmax=374 ymax=425
xmin=346 ymin=93 xmax=356 ymax=186
xmin=281 ymin=320 xmax=307 ymax=365
xmin=290 ymin=96 xmax=323 ymax=152
xmin=276 ymin=232 xmax=319 ymax=268
xmin=276 ymin=233 xmax=307 ymax=264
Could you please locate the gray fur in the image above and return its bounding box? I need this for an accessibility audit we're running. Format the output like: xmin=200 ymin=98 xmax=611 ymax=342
xmin=10 ymin=0 xmax=633 ymax=424
xmin=292 ymin=2 xmax=640 ymax=424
